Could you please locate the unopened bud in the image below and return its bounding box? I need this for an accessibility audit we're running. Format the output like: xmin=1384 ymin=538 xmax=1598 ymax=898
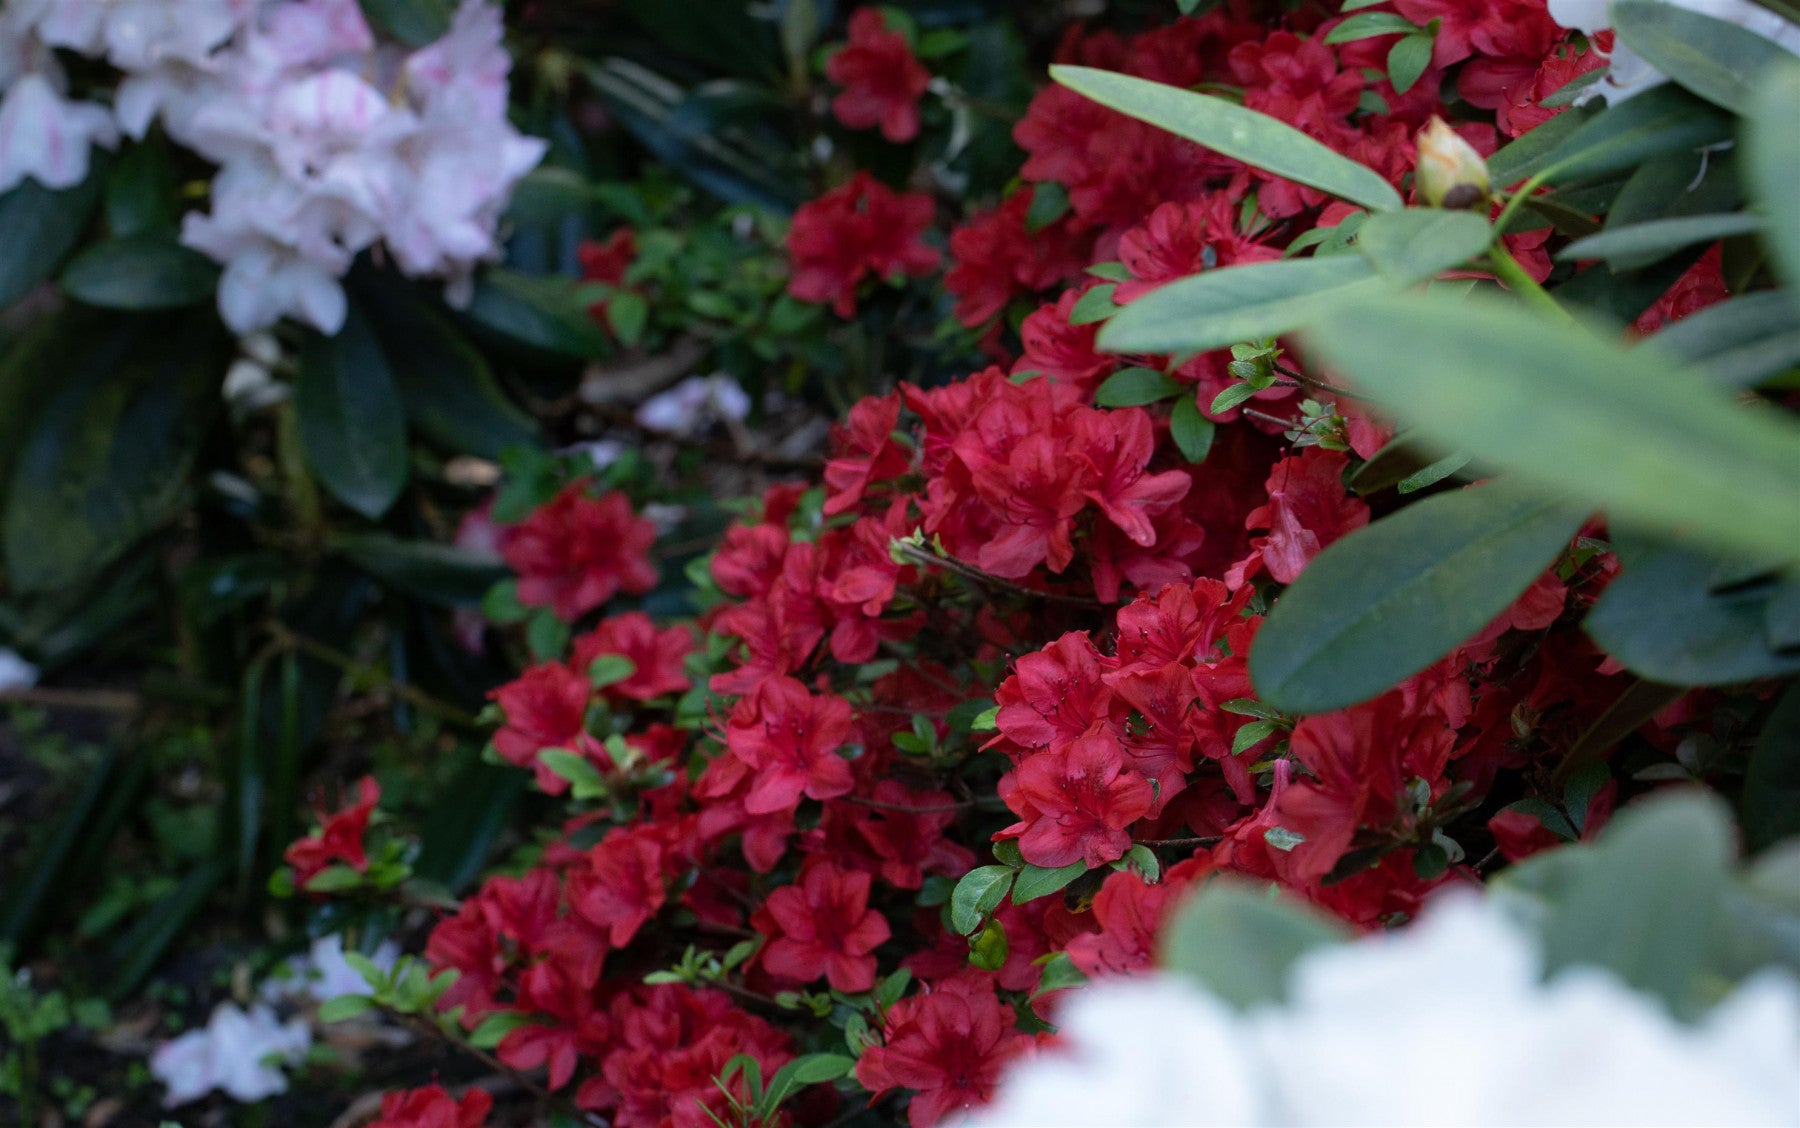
xmin=1415 ymin=117 xmax=1490 ymax=210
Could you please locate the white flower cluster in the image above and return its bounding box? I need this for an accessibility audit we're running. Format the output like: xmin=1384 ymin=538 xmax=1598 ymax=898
xmin=1549 ymin=0 xmax=1800 ymax=103
xmin=968 ymin=896 xmax=1800 ymax=1128
xmin=0 ymin=0 xmax=545 ymax=335
xmin=148 ymin=932 xmax=397 ymax=1107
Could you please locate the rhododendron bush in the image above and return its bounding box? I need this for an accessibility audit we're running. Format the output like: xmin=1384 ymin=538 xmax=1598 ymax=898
xmin=5 ymin=0 xmax=1800 ymax=1124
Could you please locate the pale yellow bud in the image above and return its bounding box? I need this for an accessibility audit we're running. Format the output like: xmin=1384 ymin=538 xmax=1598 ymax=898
xmin=1415 ymin=117 xmax=1491 ymax=210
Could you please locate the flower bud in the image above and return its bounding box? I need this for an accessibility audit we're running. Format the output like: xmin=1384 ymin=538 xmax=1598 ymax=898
xmin=1415 ymin=117 xmax=1491 ymax=210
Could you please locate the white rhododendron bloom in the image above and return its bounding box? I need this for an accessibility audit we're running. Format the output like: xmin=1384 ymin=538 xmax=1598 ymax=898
xmin=636 ymin=375 xmax=755 ymax=436
xmin=149 ymin=1002 xmax=311 ymax=1106
xmin=0 ymin=647 xmax=39 ymax=691
xmin=0 ymin=0 xmax=544 ymax=334
xmin=1549 ymin=0 xmax=1800 ymax=102
xmin=969 ymin=896 xmax=1800 ymax=1128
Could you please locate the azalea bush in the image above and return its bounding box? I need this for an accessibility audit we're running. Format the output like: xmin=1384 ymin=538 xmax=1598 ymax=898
xmin=266 ymin=0 xmax=1800 ymax=1126
xmin=5 ymin=0 xmax=1800 ymax=1125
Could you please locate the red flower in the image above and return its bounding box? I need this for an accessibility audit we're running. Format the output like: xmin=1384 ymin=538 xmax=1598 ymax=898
xmin=827 ymin=9 xmax=931 ymax=143
xmin=1014 ymin=288 xmax=1115 ymax=393
xmin=1064 ymin=862 xmax=1208 ymax=978
xmin=503 ymin=482 xmax=659 ymax=622
xmin=1229 ymin=448 xmax=1371 ymax=587
xmin=569 ymin=826 xmax=668 ymax=948
xmin=285 ymin=776 xmax=380 ymax=889
xmin=578 ymin=227 xmax=639 ymax=335
xmin=994 ymin=631 xmax=1113 ymax=757
xmin=787 ymin=172 xmax=940 ymax=317
xmin=723 ymin=676 xmax=856 ymax=814
xmin=1114 ymin=196 xmax=1280 ymax=304
xmin=569 ymin=612 xmax=694 ymax=703
xmin=823 ymin=392 xmax=911 ymax=517
xmin=945 ymin=188 xmax=1089 ymax=327
xmin=1069 ymin=406 xmax=1192 ymax=548
xmin=489 ymin=662 xmax=599 ymax=794
xmin=855 ymin=975 xmax=1031 ymax=1128
xmin=371 ymin=1085 xmax=492 ymax=1128
xmin=582 ymin=986 xmax=792 ymax=1128
xmin=847 ymin=780 xmax=978 ymax=890
xmin=1003 ymin=730 xmax=1155 ymax=868
xmin=754 ymin=859 xmax=891 ymax=992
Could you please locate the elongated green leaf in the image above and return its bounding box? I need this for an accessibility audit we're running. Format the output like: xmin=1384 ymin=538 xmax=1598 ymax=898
xmin=1642 ymin=291 xmax=1800 ymax=388
xmin=1251 ymin=480 xmax=1584 ymax=714
xmin=1585 ymin=544 xmax=1800 ymax=685
xmin=60 ymin=234 xmax=219 ymax=310
xmin=105 ymin=135 xmax=178 ymax=237
xmin=296 ymin=307 xmax=409 ymax=519
xmin=1170 ymin=394 xmax=1215 ymax=463
xmin=1323 ymin=12 xmax=1419 ymax=43
xmin=1010 ymin=862 xmax=1087 ymax=904
xmin=1051 ymin=66 xmax=1403 ymax=212
xmin=1100 ymin=255 xmax=1377 ymax=355
xmin=1094 ymin=367 xmax=1185 ymax=406
xmin=1387 ymin=33 xmax=1435 ymax=95
xmin=0 ymin=165 xmax=105 ymax=306
xmin=1540 ymin=84 xmax=1733 ymax=183
xmin=1561 ymin=213 xmax=1760 ymax=266
xmin=465 ymin=268 xmax=612 ymax=359
xmin=1744 ymin=683 xmax=1800 ymax=851
xmin=0 ymin=748 xmax=119 ymax=950
xmin=1159 ymin=882 xmax=1348 ymax=1009
xmin=2 ymin=313 xmax=225 ymax=592
xmin=1300 ymin=290 xmax=1800 ymax=565
xmin=357 ymin=0 xmax=450 ymax=45
xmin=330 ymin=533 xmax=507 ymax=606
xmin=1746 ymin=64 xmax=1800 ymax=317
xmin=1355 ymin=208 xmax=1494 ymax=282
xmin=1530 ymin=791 xmax=1733 ymax=1017
xmin=1488 ymin=104 xmax=1599 ymax=185
xmin=1612 ymin=0 xmax=1797 ymax=113
xmin=106 ymin=862 xmax=225 ymax=1000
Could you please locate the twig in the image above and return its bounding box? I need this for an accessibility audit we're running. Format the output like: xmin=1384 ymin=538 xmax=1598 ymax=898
xmin=890 ymin=541 xmax=1104 ymax=609
xmin=839 ymin=794 xmax=976 ymax=814
xmin=1135 ymin=836 xmax=1222 ymax=849
xmin=0 ymin=687 xmax=140 ymax=713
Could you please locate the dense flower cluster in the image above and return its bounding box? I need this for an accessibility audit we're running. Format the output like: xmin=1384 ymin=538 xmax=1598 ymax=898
xmin=0 ymin=0 xmax=544 ymax=334
xmin=327 ymin=3 xmax=1764 ymax=1126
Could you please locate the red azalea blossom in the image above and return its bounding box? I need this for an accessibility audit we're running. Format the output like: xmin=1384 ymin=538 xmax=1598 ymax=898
xmin=370 ymin=1085 xmax=492 ymax=1128
xmin=787 ymin=172 xmax=941 ymax=317
xmin=285 ymin=775 xmax=380 ymax=889
xmin=827 ymin=9 xmax=932 ymax=143
xmin=754 ymin=859 xmax=891 ymax=992
xmin=490 ymin=661 xmax=600 ymax=794
xmin=856 ymin=975 xmax=1033 ymax=1128
xmin=570 ymin=612 xmax=695 ymax=702
xmin=723 ymin=675 xmax=856 ymax=814
xmin=502 ymin=482 xmax=659 ymax=622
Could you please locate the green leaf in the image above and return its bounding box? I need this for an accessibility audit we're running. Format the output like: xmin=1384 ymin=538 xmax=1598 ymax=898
xmin=329 ymin=532 xmax=506 ymax=607
xmin=357 ymin=0 xmax=451 ymax=45
xmin=469 ymin=1010 xmax=540 ymax=1050
xmin=949 ymin=865 xmax=1014 ymax=935
xmin=1643 ymin=292 xmax=1800 ymax=388
xmin=105 ymin=863 xmax=224 ymax=1001
xmin=1051 ymin=66 xmax=1404 ymax=212
xmin=1611 ymin=0 xmax=1797 ymax=113
xmin=1159 ymin=881 xmax=1349 ymax=1009
xmin=781 ymin=1053 xmax=855 ymax=1085
xmin=1251 ymin=479 xmax=1584 ymax=714
xmin=1560 ymin=213 xmax=1761 ymax=267
xmin=588 ymin=653 xmax=637 ymax=689
xmin=465 ymin=269 xmax=612 ymax=359
xmin=970 ymin=705 xmax=1000 ymax=732
xmin=1299 ymin=290 xmax=1800 ymax=566
xmin=607 ymin=289 xmax=649 ymax=346
xmin=968 ymin=917 xmax=1009 ymax=970
xmin=1210 ymin=383 xmax=1262 ymax=415
xmin=318 ymin=994 xmax=377 ymax=1023
xmin=1487 ymin=105 xmax=1599 ymax=186
xmin=1094 ymin=367 xmax=1186 ymax=407
xmin=1031 ymin=950 xmax=1090 ymax=997
xmin=0 ymin=165 xmax=105 ymax=307
xmin=1523 ymin=790 xmax=1734 ymax=1017
xmin=1323 ymin=12 xmax=1420 ymax=43
xmin=1746 ymin=63 xmax=1800 ymax=318
xmin=59 ymin=233 xmax=218 ymax=310
xmin=1584 ymin=544 xmax=1800 ymax=685
xmin=296 ymin=306 xmax=409 ymax=519
xmin=357 ymin=281 xmax=540 ymax=459
xmin=1355 ymin=208 xmax=1493 ymax=283
xmin=1170 ymin=395 xmax=1215 ymax=463
xmin=1395 ymin=451 xmax=1472 ymax=494
xmin=1100 ymin=255 xmax=1378 ymax=355
xmin=539 ymin=749 xmax=608 ymax=800
xmin=303 ymin=865 xmax=366 ymax=893
xmin=1010 ymin=862 xmax=1087 ymax=904
xmin=2 ymin=313 xmax=225 ymax=593
xmin=1539 ymin=84 xmax=1733 ymax=183
xmin=1386 ymin=33 xmax=1435 ymax=95
xmin=1069 ymin=284 xmax=1120 ymax=325
xmin=1232 ymin=720 xmax=1279 ymax=754
xmin=105 ymin=135 xmax=178 ymax=237
xmin=1025 ymin=181 xmax=1071 ymax=233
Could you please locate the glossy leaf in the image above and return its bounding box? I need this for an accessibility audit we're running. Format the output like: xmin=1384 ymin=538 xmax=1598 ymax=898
xmin=1051 ymin=66 xmax=1404 ymax=212
xmin=1488 ymin=105 xmax=1598 ymax=185
xmin=1387 ymin=33 xmax=1435 ymax=95
xmin=1611 ymin=0 xmax=1796 ymax=113
xmin=60 ymin=234 xmax=219 ymax=310
xmin=296 ymin=307 xmax=410 ymax=519
xmin=1094 ymin=367 xmax=1185 ymax=406
xmin=465 ymin=268 xmax=612 ymax=358
xmin=1100 ymin=255 xmax=1377 ymax=355
xmin=1642 ymin=291 xmax=1800 ymax=388
xmin=1746 ymin=63 xmax=1800 ymax=318
xmin=950 ymin=865 xmax=1014 ymax=935
xmin=1355 ymin=208 xmax=1494 ymax=283
xmin=105 ymin=135 xmax=179 ymax=236
xmin=1251 ymin=480 xmax=1584 ymax=714
xmin=0 ymin=166 xmax=105 ymax=307
xmin=1585 ymin=544 xmax=1800 ymax=685
xmin=1560 ymin=213 xmax=1760 ymax=267
xmin=329 ymin=533 xmax=507 ymax=606
xmin=1010 ymin=862 xmax=1086 ymax=904
xmin=1744 ymin=683 xmax=1800 ymax=852
xmin=1170 ymin=395 xmax=1215 ymax=463
xmin=1539 ymin=84 xmax=1733 ymax=183
xmin=1300 ymin=290 xmax=1800 ymax=565
xmin=1159 ymin=882 xmax=1348 ymax=1009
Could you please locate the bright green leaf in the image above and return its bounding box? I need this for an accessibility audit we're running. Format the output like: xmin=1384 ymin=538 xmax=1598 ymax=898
xmin=1095 ymin=367 xmax=1186 ymax=407
xmin=949 ymin=865 xmax=1014 ymax=935
xmin=1010 ymin=861 xmax=1087 ymax=904
xmin=1170 ymin=394 xmax=1215 ymax=463
xmin=1323 ymin=12 xmax=1420 ymax=43
xmin=1387 ymin=33 xmax=1435 ymax=95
